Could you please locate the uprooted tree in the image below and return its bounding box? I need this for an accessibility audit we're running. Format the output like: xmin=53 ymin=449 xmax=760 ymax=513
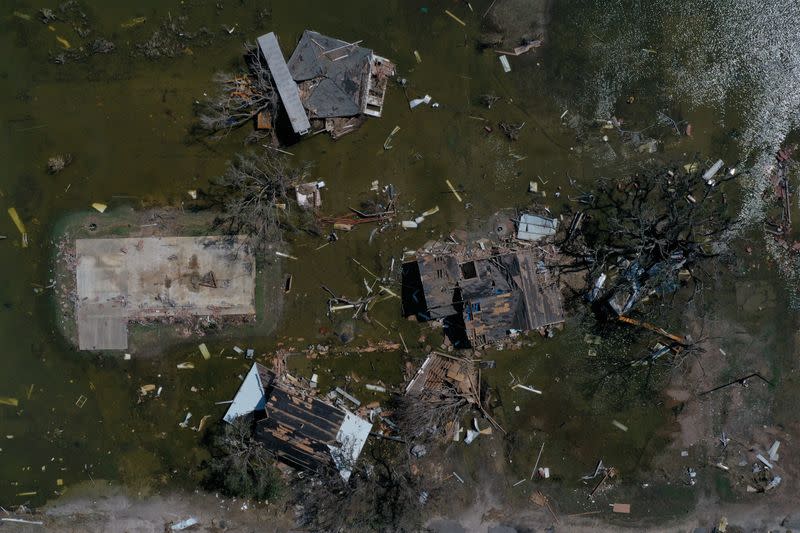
xmin=212 ymin=150 xmax=313 ymax=253
xmin=556 ymin=161 xmax=739 ymax=401
xmin=295 ymin=440 xmax=436 ymax=533
xmin=561 ymin=160 xmax=738 ymax=314
xmin=194 ymin=43 xmax=279 ymax=140
xmin=206 ymin=416 xmax=283 ymax=501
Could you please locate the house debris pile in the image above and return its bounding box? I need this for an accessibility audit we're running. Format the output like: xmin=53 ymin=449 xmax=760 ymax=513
xmin=258 ymin=30 xmax=396 ymax=139
xmin=699 ymin=432 xmax=785 ymax=494
xmin=397 ymin=352 xmax=501 ymax=445
xmin=224 ymin=362 xmax=373 ymax=481
xmin=402 ymin=217 xmax=564 ymax=348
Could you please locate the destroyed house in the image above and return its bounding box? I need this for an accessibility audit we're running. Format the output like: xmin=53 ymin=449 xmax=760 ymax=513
xmin=406 ymin=352 xmax=479 ymax=403
xmin=288 ymin=30 xmax=394 ymax=118
xmin=407 ymin=248 xmax=564 ymax=347
xmin=224 ymin=363 xmax=372 ymax=481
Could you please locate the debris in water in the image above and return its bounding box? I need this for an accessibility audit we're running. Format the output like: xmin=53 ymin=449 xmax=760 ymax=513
xmin=47 ymin=154 xmax=73 ymax=174
xmin=409 ymin=94 xmax=432 ymax=109
xmin=444 ymin=9 xmax=466 ymax=26
xmin=445 ymin=179 xmax=463 ymax=202
xmin=178 ymin=412 xmax=192 ymax=428
xmin=198 ymin=343 xmax=211 ymax=360
xmin=612 ymin=420 xmax=628 ymax=432
xmin=383 ymin=125 xmax=400 ymax=150
xmin=7 ymin=207 xmax=28 ymax=247
xmin=121 ymin=16 xmax=147 ymax=29
xmin=170 ymin=517 xmax=199 ymax=531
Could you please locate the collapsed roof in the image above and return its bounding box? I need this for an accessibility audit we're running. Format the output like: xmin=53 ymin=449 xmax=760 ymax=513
xmin=224 ymin=363 xmax=372 ymax=481
xmin=406 ymin=245 xmax=564 ymax=347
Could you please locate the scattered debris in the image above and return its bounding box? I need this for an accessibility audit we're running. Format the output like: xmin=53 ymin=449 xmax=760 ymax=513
xmin=512 ymin=384 xmax=542 ymax=394
xmin=611 ymin=503 xmax=631 ymax=514
xmin=275 ymin=251 xmax=298 ymax=260
xmin=516 ymin=214 xmax=558 ymax=241
xmin=196 ymin=415 xmax=212 ymax=433
xmin=384 ymin=125 xmax=401 ymax=150
xmin=409 ymin=95 xmax=432 ymax=109
xmin=295 ymin=181 xmax=324 ymax=209
xmin=179 ymin=412 xmax=193 ymax=428
xmin=445 ymin=179 xmax=463 ymax=202
xmin=47 ymin=154 xmax=73 ymax=174
xmin=702 ymin=159 xmax=724 ymax=184
xmin=445 ymin=9 xmax=466 ymax=26
xmin=1 ymin=518 xmax=44 ymax=526
xmin=495 ymin=40 xmax=542 ymax=56
xmin=7 ymin=207 xmax=28 ymax=247
xmin=170 ymin=517 xmax=199 ymax=531
xmin=768 ymin=440 xmax=781 ymax=462
xmin=198 ymin=343 xmax=211 ymax=360
xmin=530 ymin=491 xmax=559 ymax=523
xmin=499 ymin=121 xmax=524 ymax=140
xmin=480 ymin=94 xmax=501 ymax=109
xmin=612 ymin=420 xmax=629 ymax=432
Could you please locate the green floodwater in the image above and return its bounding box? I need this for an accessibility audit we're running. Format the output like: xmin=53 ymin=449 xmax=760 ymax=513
xmin=0 ymin=0 xmax=796 ymax=513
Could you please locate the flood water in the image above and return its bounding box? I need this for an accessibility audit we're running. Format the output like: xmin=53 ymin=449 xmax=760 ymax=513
xmin=0 ymin=0 xmax=796 ymax=516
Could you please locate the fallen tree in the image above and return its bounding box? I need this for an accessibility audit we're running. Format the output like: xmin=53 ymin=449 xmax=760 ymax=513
xmin=195 ymin=43 xmax=279 ymax=139
xmin=294 ymin=440 xmax=436 ymax=533
xmin=206 ymin=417 xmax=283 ymax=501
xmin=211 ymin=151 xmax=312 ymax=253
xmin=560 ymin=160 xmax=738 ymax=317
xmin=554 ymin=161 xmax=739 ymax=402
